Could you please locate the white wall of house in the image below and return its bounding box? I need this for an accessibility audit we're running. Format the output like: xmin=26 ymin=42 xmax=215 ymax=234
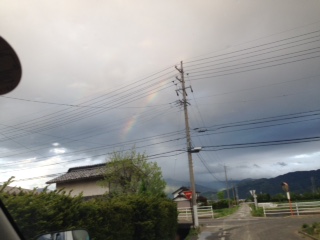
xmin=175 ymin=200 xmax=191 ymax=208
xmin=56 ymin=180 xmax=109 ymax=197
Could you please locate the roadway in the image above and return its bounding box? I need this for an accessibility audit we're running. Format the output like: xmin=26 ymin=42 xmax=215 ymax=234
xmin=198 ymin=203 xmax=319 ymax=240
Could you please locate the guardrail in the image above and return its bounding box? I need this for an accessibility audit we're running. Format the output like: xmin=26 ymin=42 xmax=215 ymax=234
xmin=263 ymin=201 xmax=320 ymax=217
xmin=178 ymin=206 xmax=214 ymax=220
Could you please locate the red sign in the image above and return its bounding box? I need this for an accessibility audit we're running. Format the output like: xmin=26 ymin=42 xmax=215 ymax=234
xmin=183 ymin=191 xmax=192 ymax=200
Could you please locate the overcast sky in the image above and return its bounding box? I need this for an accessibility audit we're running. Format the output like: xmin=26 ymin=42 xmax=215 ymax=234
xmin=1 ymin=0 xmax=320 ymax=190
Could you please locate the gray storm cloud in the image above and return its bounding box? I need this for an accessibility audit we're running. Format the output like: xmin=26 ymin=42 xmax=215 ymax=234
xmin=1 ymin=0 xmax=320 ymax=189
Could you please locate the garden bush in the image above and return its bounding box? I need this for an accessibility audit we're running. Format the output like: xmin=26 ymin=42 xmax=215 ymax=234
xmin=212 ymin=200 xmax=229 ymax=209
xmin=0 ymin=188 xmax=177 ymax=240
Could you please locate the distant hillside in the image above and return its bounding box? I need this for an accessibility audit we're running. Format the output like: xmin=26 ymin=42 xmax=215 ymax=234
xmin=164 ymin=178 xmax=246 ymax=201
xmin=236 ymin=169 xmax=320 ymax=199
xmin=164 ymin=178 xmax=218 ymax=198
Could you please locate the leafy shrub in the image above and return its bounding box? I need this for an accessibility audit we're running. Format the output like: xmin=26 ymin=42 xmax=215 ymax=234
xmin=302 ymin=222 xmax=320 ymax=237
xmin=185 ymin=227 xmax=200 ymax=240
xmin=212 ymin=200 xmax=229 ymax=209
xmin=0 ymin=189 xmax=177 ymax=240
xmin=250 ymin=205 xmax=264 ymax=217
xmin=302 ymin=223 xmax=309 ymax=229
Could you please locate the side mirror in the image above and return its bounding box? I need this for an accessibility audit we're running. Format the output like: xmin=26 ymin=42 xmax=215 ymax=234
xmin=0 ymin=36 xmax=22 ymax=95
xmin=36 ymin=229 xmax=90 ymax=240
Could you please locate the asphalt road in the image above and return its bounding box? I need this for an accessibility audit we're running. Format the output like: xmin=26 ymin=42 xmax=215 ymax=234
xmin=198 ymin=203 xmax=320 ymax=240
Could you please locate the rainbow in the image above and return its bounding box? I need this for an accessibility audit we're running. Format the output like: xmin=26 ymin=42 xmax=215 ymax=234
xmin=121 ymin=80 xmax=167 ymax=139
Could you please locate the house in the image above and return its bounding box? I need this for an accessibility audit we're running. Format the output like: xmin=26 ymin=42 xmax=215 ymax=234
xmin=46 ymin=163 xmax=108 ymax=197
xmin=172 ymin=186 xmax=201 ymax=208
xmin=172 ymin=186 xmax=190 ymax=199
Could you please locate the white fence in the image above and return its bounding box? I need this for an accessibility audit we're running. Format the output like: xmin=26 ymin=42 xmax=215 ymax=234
xmin=263 ymin=201 xmax=320 ymax=217
xmin=178 ymin=206 xmax=214 ymax=220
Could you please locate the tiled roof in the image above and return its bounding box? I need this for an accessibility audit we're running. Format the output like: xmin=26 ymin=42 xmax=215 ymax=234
xmin=173 ymin=193 xmax=188 ymax=201
xmin=46 ymin=163 xmax=106 ymax=184
xmin=172 ymin=186 xmax=190 ymax=194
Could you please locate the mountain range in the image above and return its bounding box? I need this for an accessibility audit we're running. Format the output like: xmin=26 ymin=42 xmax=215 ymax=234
xmin=165 ymin=169 xmax=320 ymax=199
xmin=236 ymin=169 xmax=320 ymax=199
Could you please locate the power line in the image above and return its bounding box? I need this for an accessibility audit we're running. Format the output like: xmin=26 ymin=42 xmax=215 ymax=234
xmin=186 ymin=36 xmax=320 ymax=70
xmin=185 ymin=30 xmax=320 ymax=64
xmin=0 ymin=104 xmax=179 ymax=155
xmin=188 ymin=53 xmax=320 ymax=79
xmin=192 ymin=117 xmax=320 ymax=137
xmin=205 ymin=113 xmax=320 ymax=132
xmin=202 ymin=136 xmax=320 ymax=151
xmin=202 ymin=109 xmax=320 ymax=130
xmin=196 ymin=153 xmax=224 ymax=183
xmin=1 ymin=152 xmax=188 ymax=183
xmin=0 ymin=67 xmax=176 ymax=139
xmin=0 ymin=146 xmax=187 ymax=175
xmin=186 ymin=74 xmax=225 ymax=184
xmin=0 ymin=129 xmax=186 ymax=166
xmin=188 ymin=54 xmax=320 ymax=81
xmin=0 ymin=103 xmax=173 ymax=142
xmin=190 ymin=74 xmax=320 ymax=100
xmin=0 ymin=137 xmax=184 ymax=168
xmin=0 ymin=81 xmax=175 ymax=140
xmin=187 ymin=47 xmax=320 ymax=75
xmin=3 ymin=67 xmax=175 ymax=130
xmin=183 ymin=19 xmax=320 ymax=62
xmin=5 ymin=30 xmax=319 ymax=140
xmin=0 ymin=95 xmax=172 ymax=109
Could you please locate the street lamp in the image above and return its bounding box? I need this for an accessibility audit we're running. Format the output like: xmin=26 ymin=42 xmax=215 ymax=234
xmin=189 ymin=147 xmax=202 ymax=153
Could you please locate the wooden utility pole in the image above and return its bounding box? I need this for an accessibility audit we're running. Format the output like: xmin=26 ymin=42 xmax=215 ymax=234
xmin=175 ymin=61 xmax=198 ymax=227
xmin=224 ymin=165 xmax=231 ymax=208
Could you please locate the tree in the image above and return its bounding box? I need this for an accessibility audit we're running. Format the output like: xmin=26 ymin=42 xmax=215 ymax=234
xmin=100 ymin=148 xmax=166 ymax=197
xmin=271 ymin=193 xmax=286 ymax=202
xmin=257 ymin=193 xmax=271 ymax=202
xmin=217 ymin=191 xmax=225 ymax=201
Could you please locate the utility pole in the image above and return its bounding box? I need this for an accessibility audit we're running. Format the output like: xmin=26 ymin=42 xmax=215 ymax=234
xmin=235 ymin=185 xmax=239 ymax=205
xmin=175 ymin=61 xmax=198 ymax=228
xmin=232 ymin=183 xmax=237 ymax=204
xmin=224 ymin=165 xmax=231 ymax=208
xmin=311 ymin=177 xmax=315 ymax=192
xmin=311 ymin=177 xmax=316 ymax=198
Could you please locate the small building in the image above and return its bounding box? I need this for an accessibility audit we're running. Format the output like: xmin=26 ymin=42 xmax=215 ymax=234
xmin=172 ymin=186 xmax=201 ymax=208
xmin=172 ymin=186 xmax=190 ymax=199
xmin=46 ymin=163 xmax=108 ymax=197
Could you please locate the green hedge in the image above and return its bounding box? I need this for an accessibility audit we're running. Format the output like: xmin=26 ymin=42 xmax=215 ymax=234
xmin=212 ymin=200 xmax=229 ymax=209
xmin=250 ymin=204 xmax=264 ymax=217
xmin=301 ymin=222 xmax=320 ymax=237
xmin=0 ymin=189 xmax=177 ymax=240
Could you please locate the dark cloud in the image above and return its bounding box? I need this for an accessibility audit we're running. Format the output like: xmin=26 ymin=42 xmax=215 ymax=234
xmin=276 ymin=162 xmax=288 ymax=167
xmin=1 ymin=0 xmax=320 ymax=189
